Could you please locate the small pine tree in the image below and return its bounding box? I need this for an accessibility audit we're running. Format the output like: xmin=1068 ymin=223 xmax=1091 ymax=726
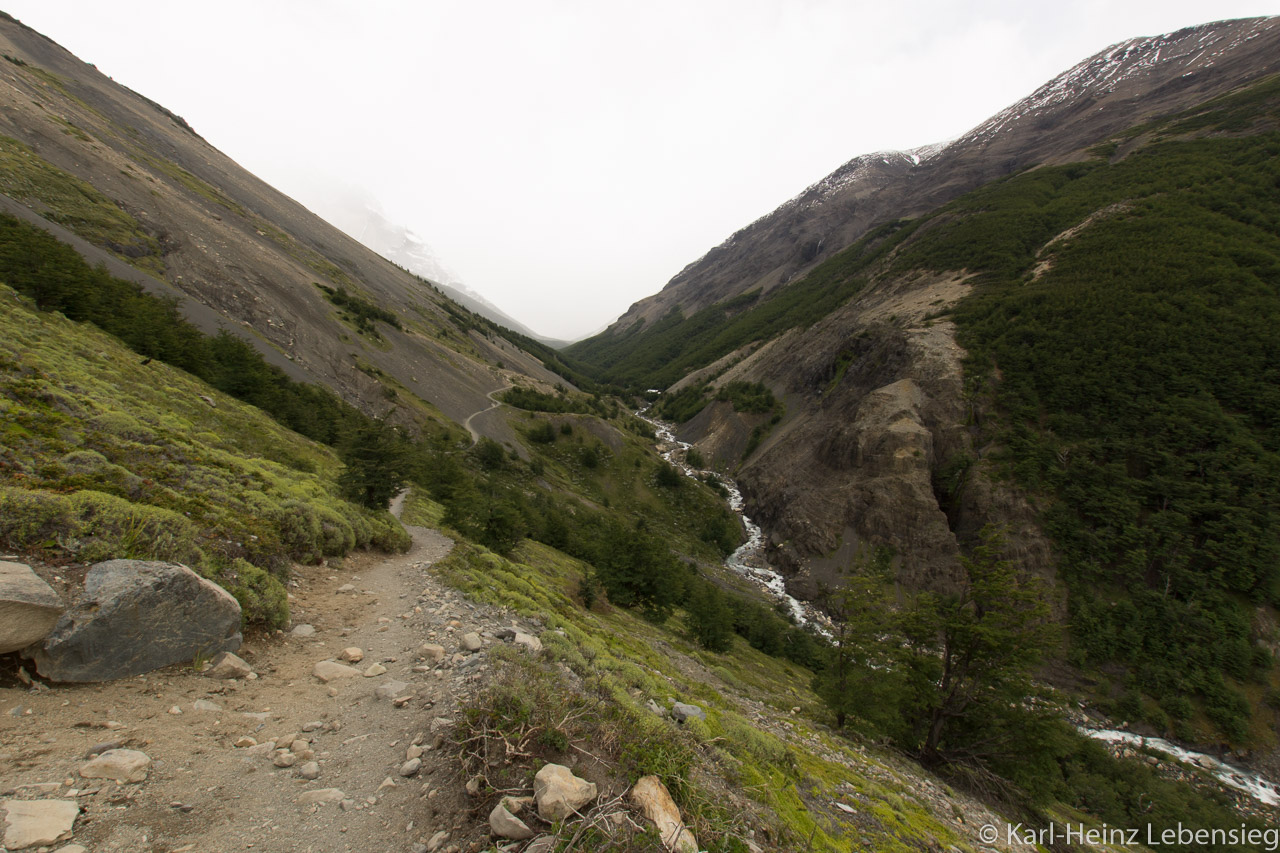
xmin=337 ymin=414 xmax=408 ymax=510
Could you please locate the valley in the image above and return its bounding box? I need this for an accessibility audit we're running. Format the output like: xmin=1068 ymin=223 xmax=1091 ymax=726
xmin=1 ymin=8 xmax=1279 ymax=852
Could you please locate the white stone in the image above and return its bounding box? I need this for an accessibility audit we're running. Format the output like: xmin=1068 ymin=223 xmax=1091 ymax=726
xmin=296 ymin=788 xmax=346 ymax=806
xmin=312 ymin=660 xmax=361 ymax=682
xmin=399 ymin=758 xmax=422 ymax=777
xmin=192 ymin=699 xmax=222 ymax=712
xmin=460 ymin=632 xmax=482 ymax=652
xmin=631 ymin=775 xmax=698 ymax=852
xmin=79 ymin=749 xmax=150 ymax=783
xmin=533 ymin=763 xmax=597 ymax=821
xmin=291 ymin=624 xmax=316 ymax=637
xmin=339 ymin=647 xmax=364 ymax=663
xmin=374 ymin=680 xmax=410 ymax=701
xmin=0 ymin=561 xmax=64 ymax=654
xmin=363 ymin=663 xmax=387 ymax=677
xmin=488 ymin=802 xmax=533 ymax=840
xmin=298 ymin=761 xmax=321 ymax=780
xmin=418 ymin=643 xmax=445 ymax=662
xmin=205 ymin=651 xmax=253 ymax=679
xmin=1 ymin=799 xmax=78 ymax=850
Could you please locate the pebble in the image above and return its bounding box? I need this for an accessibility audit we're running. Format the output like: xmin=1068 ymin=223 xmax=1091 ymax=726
xmin=298 ymin=761 xmax=321 ymax=780
xmin=339 ymin=647 xmax=364 ymax=663
xmin=399 ymin=758 xmax=422 ymax=777
xmin=235 ymin=737 xmax=258 ymax=748
xmin=374 ymin=680 xmax=410 ymax=701
xmin=192 ymin=699 xmax=222 ymax=712
xmin=291 ymin=624 xmax=317 ymax=637
xmin=406 ymin=745 xmax=424 ymax=760
xmin=296 ymin=788 xmax=346 ymax=806
xmin=80 ymin=749 xmax=151 ymax=783
xmin=273 ymin=751 xmax=297 ymax=768
xmin=460 ymin=633 xmax=482 ymax=652
xmin=302 ymin=721 xmax=325 ymax=732
xmin=168 ymin=705 xmax=183 ymax=715
xmin=313 ymin=660 xmax=362 ymax=682
xmin=337 ymin=584 xmax=356 ymax=593
xmin=364 ymin=663 xmax=388 ymax=677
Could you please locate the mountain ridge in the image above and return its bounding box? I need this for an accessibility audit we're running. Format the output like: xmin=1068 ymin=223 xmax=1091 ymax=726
xmin=597 ymin=15 xmax=1280 ymax=338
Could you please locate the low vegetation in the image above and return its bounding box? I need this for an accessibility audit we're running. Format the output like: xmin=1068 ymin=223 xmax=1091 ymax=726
xmin=0 ymin=285 xmax=407 ymax=629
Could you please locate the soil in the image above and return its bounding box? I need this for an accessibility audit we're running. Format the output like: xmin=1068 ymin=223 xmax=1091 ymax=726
xmin=0 ymin=508 xmax=541 ymax=853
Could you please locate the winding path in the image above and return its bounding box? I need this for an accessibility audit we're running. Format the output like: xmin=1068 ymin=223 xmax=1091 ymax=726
xmin=461 ymin=384 xmax=511 ymax=446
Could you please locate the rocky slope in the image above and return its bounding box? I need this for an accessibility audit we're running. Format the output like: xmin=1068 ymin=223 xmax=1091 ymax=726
xmin=599 ymin=15 xmax=1280 ymax=332
xmin=0 ymin=12 xmax=562 ymax=432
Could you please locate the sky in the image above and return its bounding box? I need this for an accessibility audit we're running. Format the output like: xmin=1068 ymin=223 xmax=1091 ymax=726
xmin=5 ymin=1 xmax=1278 ymax=339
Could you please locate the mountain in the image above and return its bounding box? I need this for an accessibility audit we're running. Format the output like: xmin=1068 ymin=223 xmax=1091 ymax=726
xmin=571 ymin=16 xmax=1280 ymax=757
xmin=589 ymin=16 xmax=1280 ymax=336
xmin=316 ymin=193 xmax=561 ymax=344
xmin=0 ymin=11 xmax=566 ymax=444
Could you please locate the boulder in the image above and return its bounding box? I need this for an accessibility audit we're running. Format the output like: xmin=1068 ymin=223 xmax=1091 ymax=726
xmin=671 ymin=703 xmax=706 ymax=723
xmin=418 ymin=643 xmax=445 ymax=662
xmin=513 ymin=632 xmax=543 ymax=653
xmin=533 ymin=763 xmax=597 ymax=821
xmin=79 ymin=748 xmax=151 ymax=783
xmin=489 ymin=802 xmax=534 ymax=840
xmin=0 ymin=561 xmax=63 ymax=653
xmin=1 ymin=799 xmax=79 ymax=850
xmin=461 ymin=632 xmax=483 ymax=652
xmin=205 ymin=651 xmax=253 ymax=679
xmin=30 ymin=560 xmax=241 ymax=682
xmin=630 ymin=775 xmax=698 ymax=852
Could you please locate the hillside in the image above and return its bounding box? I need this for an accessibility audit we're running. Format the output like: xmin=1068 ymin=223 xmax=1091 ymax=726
xmin=0 ymin=11 xmax=568 ymax=435
xmin=570 ymin=54 xmax=1280 ymax=769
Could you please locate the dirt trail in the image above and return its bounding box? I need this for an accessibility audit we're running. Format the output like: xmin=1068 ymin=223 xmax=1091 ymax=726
xmin=461 ymin=386 xmax=511 ymax=446
xmin=0 ymin=511 xmax=535 ymax=853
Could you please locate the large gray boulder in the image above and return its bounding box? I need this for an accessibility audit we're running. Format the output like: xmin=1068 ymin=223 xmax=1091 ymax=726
xmin=30 ymin=560 xmax=241 ymax=682
xmin=0 ymin=561 xmax=64 ymax=653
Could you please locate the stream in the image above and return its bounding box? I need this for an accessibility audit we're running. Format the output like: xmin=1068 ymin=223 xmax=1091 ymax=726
xmin=637 ymin=408 xmax=1280 ymax=809
xmin=638 ymin=409 xmax=831 ymax=637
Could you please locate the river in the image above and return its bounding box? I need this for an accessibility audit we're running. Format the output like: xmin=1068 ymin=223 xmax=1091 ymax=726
xmin=637 ymin=409 xmax=831 ymax=637
xmin=637 ymin=408 xmax=1280 ymax=809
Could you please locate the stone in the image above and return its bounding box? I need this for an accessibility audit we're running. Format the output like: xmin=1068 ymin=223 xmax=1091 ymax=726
xmin=274 ymin=751 xmax=297 ymax=768
xmin=488 ymin=802 xmax=533 ymax=840
xmin=79 ymin=748 xmax=151 ymax=783
xmin=418 ymin=643 xmax=446 ymax=662
xmin=374 ymin=680 xmax=410 ymax=700
xmin=363 ymin=663 xmax=387 ymax=677
xmin=645 ymin=699 xmax=665 ymax=717
xmin=205 ymin=651 xmax=253 ymax=679
xmin=461 ymin=632 xmax=482 ymax=652
xmin=312 ymin=661 xmax=362 ymax=682
xmin=1 ymin=799 xmax=79 ymax=850
xmin=302 ymin=721 xmax=325 ymax=732
xmin=31 ymin=560 xmax=241 ymax=682
xmin=426 ymin=830 xmax=449 ymax=852
xmin=630 ymin=775 xmax=698 ymax=852
xmin=671 ymin=703 xmax=706 ymax=723
xmin=53 ymin=845 xmax=88 ymax=853
xmin=399 ymin=758 xmax=422 ymax=777
xmin=291 ymin=624 xmax=316 ymax=637
xmin=524 ymin=838 xmax=556 ymax=853
xmin=192 ymin=699 xmax=222 ymax=712
xmin=406 ymin=744 xmax=424 ymax=760
xmin=513 ymin=632 xmax=543 ymax=653
xmin=336 ymin=583 xmax=356 ymax=593
xmin=533 ymin=763 xmax=597 ymax=821
xmin=298 ymin=761 xmax=321 ymax=780
xmin=339 ymin=647 xmax=364 ymax=663
xmin=296 ymin=788 xmax=346 ymax=806
xmin=234 ymin=736 xmax=257 ymax=748
xmin=0 ymin=561 xmax=63 ymax=653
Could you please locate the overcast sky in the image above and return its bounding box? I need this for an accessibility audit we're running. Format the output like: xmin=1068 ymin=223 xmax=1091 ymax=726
xmin=6 ymin=1 xmax=1277 ymax=339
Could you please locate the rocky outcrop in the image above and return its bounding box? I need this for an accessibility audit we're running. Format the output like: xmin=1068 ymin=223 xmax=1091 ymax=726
xmin=29 ymin=560 xmax=242 ymax=682
xmin=0 ymin=561 xmax=63 ymax=653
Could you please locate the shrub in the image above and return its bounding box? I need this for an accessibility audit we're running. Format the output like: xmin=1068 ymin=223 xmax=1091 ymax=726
xmin=210 ymin=558 xmax=289 ymax=629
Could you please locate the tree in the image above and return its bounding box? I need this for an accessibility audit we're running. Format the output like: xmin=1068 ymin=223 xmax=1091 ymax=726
xmin=815 ymin=528 xmax=1058 ymax=774
xmin=338 ymin=415 xmax=408 ymax=509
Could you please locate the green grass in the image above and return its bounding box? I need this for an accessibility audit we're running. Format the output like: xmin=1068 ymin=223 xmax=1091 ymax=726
xmin=0 ymin=285 xmax=408 ymax=627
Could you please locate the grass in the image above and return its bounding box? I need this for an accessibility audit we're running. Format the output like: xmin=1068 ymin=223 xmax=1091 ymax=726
xmin=438 ymin=538 xmax=967 ymax=851
xmin=0 ymin=285 xmax=408 ymax=627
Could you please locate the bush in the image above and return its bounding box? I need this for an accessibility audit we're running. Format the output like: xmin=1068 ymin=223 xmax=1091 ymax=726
xmin=211 ymin=558 xmax=289 ymax=629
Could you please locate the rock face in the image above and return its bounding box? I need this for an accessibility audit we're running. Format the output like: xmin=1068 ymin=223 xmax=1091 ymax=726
xmin=630 ymin=776 xmax=698 ymax=853
xmin=1 ymin=799 xmax=79 ymax=850
xmin=0 ymin=561 xmax=64 ymax=653
xmin=533 ymin=763 xmax=597 ymax=821
xmin=30 ymin=560 xmax=242 ymax=682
